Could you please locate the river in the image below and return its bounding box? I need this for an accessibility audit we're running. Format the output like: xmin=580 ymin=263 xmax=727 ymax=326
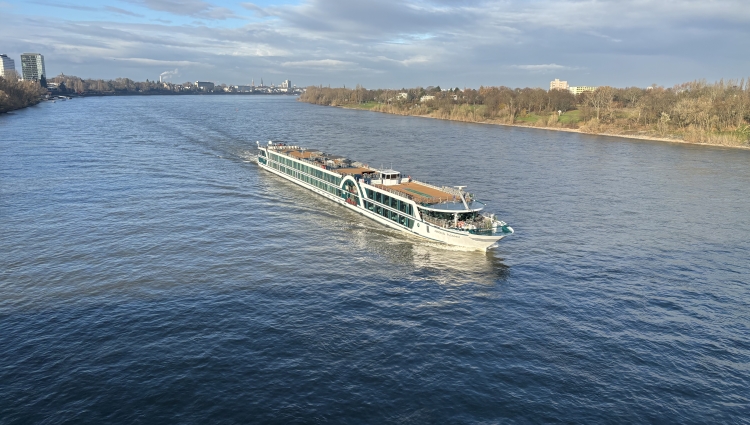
xmin=1 ymin=96 xmax=748 ymax=423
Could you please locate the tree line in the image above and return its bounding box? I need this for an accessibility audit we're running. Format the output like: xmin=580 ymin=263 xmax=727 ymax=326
xmin=48 ymin=75 xmax=193 ymax=94
xmin=47 ymin=75 xmax=250 ymax=94
xmin=0 ymin=76 xmax=46 ymax=113
xmin=299 ymin=80 xmax=750 ymax=146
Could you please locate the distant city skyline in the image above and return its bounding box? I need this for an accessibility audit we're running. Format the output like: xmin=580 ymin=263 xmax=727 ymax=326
xmin=1 ymin=0 xmax=749 ymax=89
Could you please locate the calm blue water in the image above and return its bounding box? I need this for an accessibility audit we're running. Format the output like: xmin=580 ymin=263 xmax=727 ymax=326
xmin=1 ymin=96 xmax=748 ymax=424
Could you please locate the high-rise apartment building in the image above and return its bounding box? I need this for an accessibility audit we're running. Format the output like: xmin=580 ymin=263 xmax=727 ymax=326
xmin=550 ymin=78 xmax=569 ymax=91
xmin=21 ymin=53 xmax=46 ymax=81
xmin=0 ymin=54 xmax=17 ymax=78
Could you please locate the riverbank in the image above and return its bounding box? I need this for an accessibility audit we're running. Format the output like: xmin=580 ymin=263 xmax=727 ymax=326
xmin=330 ymin=103 xmax=750 ymax=150
xmin=0 ymin=78 xmax=46 ymax=114
xmin=299 ymin=83 xmax=750 ymax=150
xmin=377 ymin=109 xmax=750 ymax=150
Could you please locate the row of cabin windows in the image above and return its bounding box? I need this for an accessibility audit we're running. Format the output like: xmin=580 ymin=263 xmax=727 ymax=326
xmin=268 ymin=154 xmax=342 ymax=187
xmin=364 ymin=201 xmax=415 ymax=229
xmin=365 ymin=189 xmax=414 ymax=216
xmin=271 ymin=162 xmax=342 ymax=197
xmin=269 ymin=153 xmax=341 ymax=186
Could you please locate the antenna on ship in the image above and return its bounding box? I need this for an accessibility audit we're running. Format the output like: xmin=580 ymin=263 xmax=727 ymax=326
xmin=456 ymin=186 xmax=469 ymax=209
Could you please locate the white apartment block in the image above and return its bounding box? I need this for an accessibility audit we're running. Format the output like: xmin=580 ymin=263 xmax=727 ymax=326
xmin=0 ymin=54 xmax=17 ymax=78
xmin=568 ymin=86 xmax=598 ymax=95
xmin=21 ymin=53 xmax=45 ymax=81
xmin=550 ymin=79 xmax=569 ymax=90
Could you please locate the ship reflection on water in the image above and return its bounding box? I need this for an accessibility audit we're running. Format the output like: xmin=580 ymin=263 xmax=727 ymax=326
xmin=346 ymin=222 xmax=511 ymax=286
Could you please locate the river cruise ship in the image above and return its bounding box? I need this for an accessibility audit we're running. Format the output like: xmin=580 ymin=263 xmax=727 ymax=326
xmin=255 ymin=141 xmax=513 ymax=250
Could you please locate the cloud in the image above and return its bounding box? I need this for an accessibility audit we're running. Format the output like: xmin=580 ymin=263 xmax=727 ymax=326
xmin=105 ymin=6 xmax=145 ymax=18
xmin=29 ymin=1 xmax=97 ymax=11
xmin=106 ymin=57 xmax=205 ymax=67
xmin=512 ymin=64 xmax=578 ymax=73
xmin=3 ymin=0 xmax=750 ymax=88
xmin=240 ymin=2 xmax=270 ymax=18
xmin=281 ymin=59 xmax=356 ymax=69
xmin=373 ymin=55 xmax=431 ymax=66
xmin=123 ymin=0 xmax=239 ymax=20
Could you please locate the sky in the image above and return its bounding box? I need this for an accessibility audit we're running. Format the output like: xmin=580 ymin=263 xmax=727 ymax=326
xmin=1 ymin=0 xmax=749 ymax=89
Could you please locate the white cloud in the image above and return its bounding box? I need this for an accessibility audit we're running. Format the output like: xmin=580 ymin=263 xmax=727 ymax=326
xmin=2 ymin=0 xmax=749 ymax=87
xmin=512 ymin=64 xmax=578 ymax=72
xmin=105 ymin=6 xmax=145 ymax=18
xmin=107 ymin=57 xmax=206 ymax=67
xmin=123 ymin=0 xmax=239 ymax=20
xmin=240 ymin=2 xmax=270 ymax=18
xmin=281 ymin=59 xmax=356 ymax=68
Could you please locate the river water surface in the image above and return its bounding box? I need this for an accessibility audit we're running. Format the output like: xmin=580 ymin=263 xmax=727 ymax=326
xmin=1 ymin=96 xmax=748 ymax=423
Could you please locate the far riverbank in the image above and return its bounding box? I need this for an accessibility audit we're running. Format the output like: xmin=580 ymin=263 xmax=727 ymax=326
xmin=324 ymin=103 xmax=750 ymax=150
xmin=348 ymin=107 xmax=750 ymax=150
xmin=299 ymin=83 xmax=750 ymax=150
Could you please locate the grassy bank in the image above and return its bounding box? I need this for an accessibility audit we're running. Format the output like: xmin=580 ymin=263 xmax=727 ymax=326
xmin=300 ymin=82 xmax=750 ymax=148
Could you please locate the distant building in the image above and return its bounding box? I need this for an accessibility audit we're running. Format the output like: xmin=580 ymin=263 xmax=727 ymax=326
xmin=0 ymin=54 xmax=17 ymax=78
xmin=550 ymin=78 xmax=568 ymax=91
xmin=568 ymin=86 xmax=598 ymax=95
xmin=195 ymin=81 xmax=215 ymax=91
xmin=236 ymin=85 xmax=253 ymax=93
xmin=420 ymin=95 xmax=435 ymax=102
xmin=21 ymin=53 xmax=45 ymax=81
xmin=281 ymin=79 xmax=291 ymax=89
xmin=398 ymin=92 xmax=408 ymax=100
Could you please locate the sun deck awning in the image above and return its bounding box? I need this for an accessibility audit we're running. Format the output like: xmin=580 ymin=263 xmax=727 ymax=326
xmin=289 ymin=150 xmax=321 ymax=159
xmin=371 ymin=181 xmax=455 ymax=204
xmin=335 ymin=167 xmax=376 ymax=175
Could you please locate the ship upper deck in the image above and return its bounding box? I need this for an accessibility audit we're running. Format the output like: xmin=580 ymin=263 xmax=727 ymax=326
xmin=263 ymin=141 xmax=473 ymax=207
xmin=375 ymin=181 xmax=458 ymax=205
xmin=336 ymin=167 xmax=376 ymax=176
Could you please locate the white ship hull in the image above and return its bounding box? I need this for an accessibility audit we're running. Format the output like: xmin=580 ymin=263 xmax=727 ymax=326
xmin=256 ymin=151 xmax=512 ymax=250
